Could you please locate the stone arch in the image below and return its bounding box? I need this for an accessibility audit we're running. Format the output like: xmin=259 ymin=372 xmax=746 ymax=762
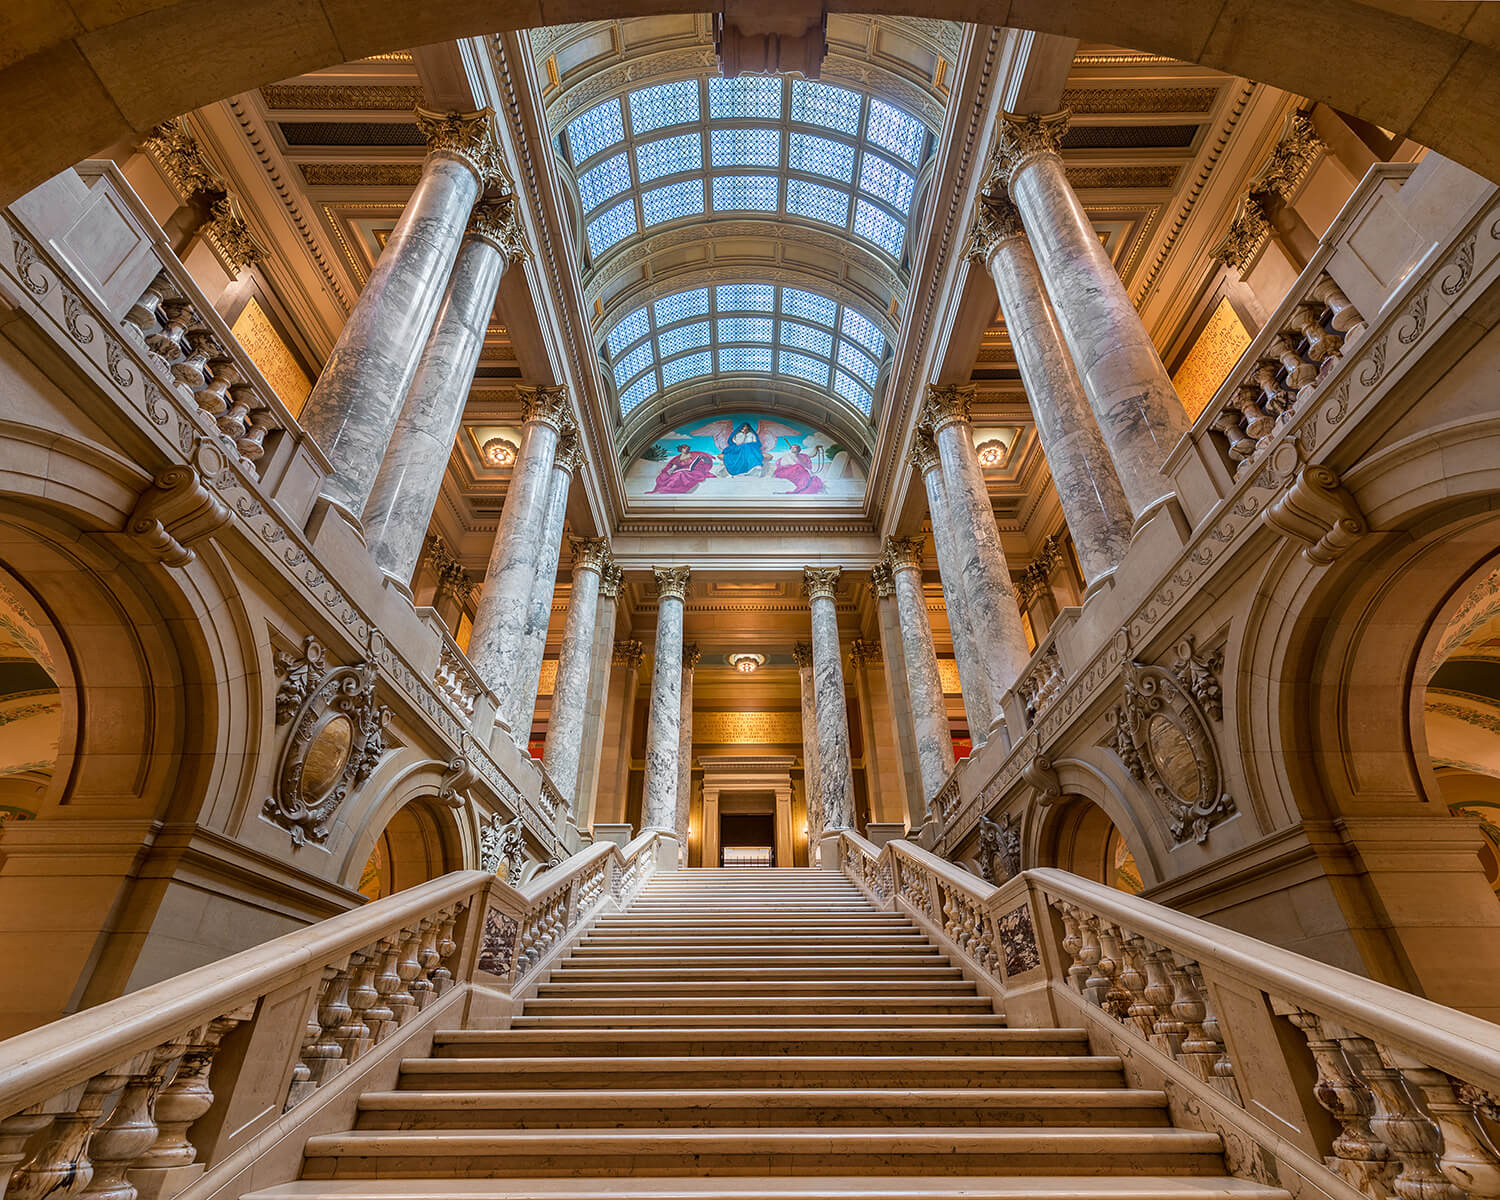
xmin=1030 ymin=757 xmax=1160 ymax=890
xmin=332 ymin=753 xmax=470 ymax=894
xmin=1 ymin=4 xmax=1495 ymax=210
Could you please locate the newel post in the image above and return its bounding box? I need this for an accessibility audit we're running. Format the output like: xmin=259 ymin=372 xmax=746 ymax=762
xmin=986 ymin=874 xmax=1056 ymax=1027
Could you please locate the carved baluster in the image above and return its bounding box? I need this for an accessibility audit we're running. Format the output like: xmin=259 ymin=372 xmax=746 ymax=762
xmin=1311 ymin=274 xmax=1366 ymax=338
xmin=367 ymin=938 xmax=401 ymax=1043
xmin=238 ymin=406 xmax=276 ymax=466
xmin=336 ymin=951 xmax=378 ymax=1062
xmin=1339 ymin=1034 xmax=1459 ymax=1200
xmin=1142 ymin=944 xmax=1184 ymax=1056
xmin=1182 ymin=962 xmax=1240 ymax=1101
xmin=1093 ymin=922 xmax=1134 ymax=1021
xmin=218 ymin=384 xmax=254 ymax=442
xmin=1163 ymin=954 xmax=1216 ymax=1081
xmin=431 ymin=914 xmax=458 ymax=995
xmin=144 ymin=301 xmax=192 ymax=363
xmin=1254 ymin=360 xmax=1294 ymax=423
xmin=411 ymin=920 xmax=440 ymax=1010
xmin=1075 ymin=911 xmax=1107 ymax=1007
xmin=1118 ymin=931 xmax=1156 ymax=1037
xmin=307 ymin=962 xmax=352 ymax=1084
xmin=391 ymin=928 xmax=423 ymax=1023
xmin=192 ymin=358 xmax=235 ymax=417
xmin=284 ymin=996 xmax=322 ymax=1110
xmin=171 ymin=329 xmax=214 ymax=392
xmin=1291 ymin=302 xmax=1342 ymax=363
xmin=1394 ymin=1064 xmax=1500 ymax=1200
xmin=136 ymin=1015 xmax=240 ymax=1164
xmin=124 ymin=272 xmax=171 ymax=341
xmin=1271 ymin=333 xmax=1317 ymax=392
xmin=8 ymin=1069 xmax=128 ymax=1200
xmin=80 ymin=1042 xmax=185 ymax=1200
xmin=1053 ymin=901 xmax=1088 ymax=993
xmin=1209 ymin=408 xmax=1257 ymax=464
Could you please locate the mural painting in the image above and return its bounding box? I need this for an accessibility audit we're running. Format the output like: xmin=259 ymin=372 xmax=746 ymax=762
xmin=625 ymin=414 xmax=865 ymax=503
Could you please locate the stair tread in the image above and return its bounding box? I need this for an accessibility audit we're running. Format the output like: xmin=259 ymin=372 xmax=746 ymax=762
xmin=360 ymin=1088 xmax=1168 ymax=1107
xmin=307 ymin=1127 xmax=1224 ymax=1149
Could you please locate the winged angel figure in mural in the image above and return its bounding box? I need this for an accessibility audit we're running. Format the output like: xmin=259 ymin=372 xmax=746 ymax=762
xmin=695 ymin=418 xmax=827 ymax=495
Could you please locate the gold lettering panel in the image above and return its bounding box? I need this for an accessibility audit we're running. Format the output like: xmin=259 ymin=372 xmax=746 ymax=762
xmin=231 ymin=296 xmax=313 ymax=417
xmin=936 ymin=658 xmax=961 ymax=693
xmin=537 ymin=658 xmax=558 ymax=696
xmin=695 ymin=711 xmax=803 ymax=744
xmin=1171 ymin=297 xmax=1251 ymax=421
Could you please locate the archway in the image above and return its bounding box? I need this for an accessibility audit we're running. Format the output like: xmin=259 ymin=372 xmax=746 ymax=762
xmin=1037 ymin=794 xmax=1144 ymax=894
xmin=357 ymin=797 xmax=462 ymax=901
xmin=0 ymin=4 xmax=1496 ymax=210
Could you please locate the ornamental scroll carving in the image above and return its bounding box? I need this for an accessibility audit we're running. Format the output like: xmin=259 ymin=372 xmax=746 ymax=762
xmin=479 ymin=811 xmax=526 ymax=886
xmin=265 ymin=636 xmax=390 ymax=847
xmin=977 ymin=812 xmax=1021 ymax=883
xmin=1106 ymin=632 xmax=1234 ymax=846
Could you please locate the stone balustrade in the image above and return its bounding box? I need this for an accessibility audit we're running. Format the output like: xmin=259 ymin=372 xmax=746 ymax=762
xmin=1015 ymin=638 xmax=1065 ymax=728
xmin=835 ymin=832 xmax=1500 ymax=1200
xmin=0 ymin=833 xmax=665 ymax=1200
xmin=433 ymin=633 xmax=486 ymax=720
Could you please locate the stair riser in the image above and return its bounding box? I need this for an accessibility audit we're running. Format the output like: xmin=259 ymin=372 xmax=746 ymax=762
xmin=506 ymin=1014 xmax=1013 ymax=1028
xmin=549 ymin=967 xmax=962 ymax=980
xmin=355 ymin=1105 xmax=1169 ymax=1130
xmin=532 ymin=982 xmax=979 ymax=997
xmin=517 ymin=1000 xmax=997 ymax=1015
xmin=430 ymin=1035 xmax=1090 ymax=1058
xmin=399 ymin=1069 xmax=1129 ymax=1090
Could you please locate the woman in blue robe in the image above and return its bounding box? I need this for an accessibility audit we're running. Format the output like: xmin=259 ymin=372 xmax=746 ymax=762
xmin=721 ymin=422 xmax=764 ymax=476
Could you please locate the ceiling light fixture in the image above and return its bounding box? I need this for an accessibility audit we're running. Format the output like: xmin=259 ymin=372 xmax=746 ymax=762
xmin=728 ymin=652 xmax=765 ymax=674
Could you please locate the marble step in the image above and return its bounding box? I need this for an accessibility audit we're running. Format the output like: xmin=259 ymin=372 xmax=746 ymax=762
xmin=299 ymin=1126 xmax=1227 ymax=1178
xmin=558 ymin=953 xmax=950 ymax=969
xmin=531 ymin=979 xmax=981 ymax=998
xmin=507 ymin=1012 xmax=1013 ymax=1029
xmin=517 ymin=995 xmax=997 ymax=1016
xmin=588 ymin=922 xmax=915 ymax=934
xmin=546 ymin=965 xmax=966 ymax=983
xmin=354 ymin=1087 xmax=1172 ymax=1129
xmin=575 ymin=936 xmax=933 ymax=950
xmin=565 ymin=944 xmax=940 ymax=959
xmin=398 ymin=1054 xmax=1126 ymax=1090
xmin=430 ymin=1027 xmax=1090 ymax=1058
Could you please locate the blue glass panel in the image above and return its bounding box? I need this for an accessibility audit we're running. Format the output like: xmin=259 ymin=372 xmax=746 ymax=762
xmin=708 ymin=75 xmax=783 ymax=120
xmin=619 ymin=370 xmax=657 ymax=414
xmin=788 ymin=133 xmax=855 ymax=182
xmin=781 ymin=288 xmax=836 ymax=327
xmin=779 ymin=320 xmax=833 ymax=356
xmin=641 ymin=178 xmax=704 ymax=226
xmin=838 ymin=338 xmax=880 ymax=387
xmin=576 ymin=151 xmax=631 ymax=212
xmin=585 ymin=198 xmax=638 ymax=256
xmin=606 ymin=307 xmax=650 ymax=357
xmin=866 ymin=98 xmax=925 ymax=166
xmin=635 ymin=131 xmax=702 ymax=182
xmin=658 ymin=320 xmax=710 ymax=357
xmin=613 ymin=340 xmax=654 ymax=387
xmin=628 ymin=80 xmax=700 ymax=135
xmin=712 ymin=174 xmax=779 ymax=212
xmin=717 ymin=316 xmax=773 ymax=343
xmin=715 ymin=283 xmax=774 ymax=313
xmin=662 ymin=351 xmax=712 ymax=386
xmin=653 ymin=288 xmax=710 ymax=326
xmin=790 ymin=79 xmax=860 ymax=135
xmin=710 ymin=127 xmax=780 ymax=168
xmin=833 ymin=369 xmax=874 ymax=414
xmin=840 ymin=308 xmax=884 ymax=357
xmin=858 ymin=152 xmax=914 ymax=214
xmin=778 ymin=350 xmax=830 ymax=387
xmin=567 ymin=99 xmax=625 ymax=163
xmin=786 ymin=178 xmax=850 ymax=227
xmin=718 ymin=347 xmax=773 ymax=372
xmin=853 ymin=198 xmax=905 ymax=257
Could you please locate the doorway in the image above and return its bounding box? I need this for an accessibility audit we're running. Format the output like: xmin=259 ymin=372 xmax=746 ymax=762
xmin=720 ymin=811 xmax=776 ymax=866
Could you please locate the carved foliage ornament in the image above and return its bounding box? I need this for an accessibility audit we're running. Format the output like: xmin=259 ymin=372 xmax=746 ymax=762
xmin=977 ymin=811 xmax=1022 ymax=883
xmin=654 ymin=565 xmax=692 ymax=600
xmin=921 ymin=383 xmax=974 ymax=433
xmin=468 ymin=194 xmax=528 ymax=264
xmin=414 ymin=105 xmax=509 ymax=192
xmin=992 ymin=109 xmax=1070 ymax=189
xmin=1106 ymin=632 xmax=1233 ymax=845
xmin=479 ymin=811 xmax=527 ymax=886
xmin=966 ymin=188 xmax=1026 ymax=264
xmin=802 ymin=566 xmax=841 ymax=602
xmin=266 ymin=636 xmax=390 ymax=847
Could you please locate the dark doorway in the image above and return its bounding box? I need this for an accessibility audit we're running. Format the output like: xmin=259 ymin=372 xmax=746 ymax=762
xmin=720 ymin=812 xmax=776 ymax=866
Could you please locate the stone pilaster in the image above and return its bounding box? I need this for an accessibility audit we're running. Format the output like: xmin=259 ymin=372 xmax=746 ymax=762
xmin=803 ymin=567 xmax=854 ymax=831
xmin=607 ymin=636 xmax=644 ymax=822
xmin=793 ymin=641 xmax=824 ymax=854
xmin=968 ymin=187 xmax=1133 ymax=582
xmin=883 ymin=536 xmax=956 ymax=811
xmin=542 ymin=537 xmax=610 ymax=800
xmin=921 ymin=384 xmax=1031 ymax=721
xmin=992 ymin=109 xmax=1189 ymax=516
xmin=910 ymin=427 xmax=991 ymax=738
xmin=868 ymin=565 xmax=925 ymax=827
xmin=363 ymin=196 xmax=526 ymax=585
xmin=299 ymin=107 xmax=501 ymax=517
xmin=641 ymin=567 xmax=691 ymax=842
xmin=675 ymin=643 xmax=700 ymax=855
xmin=575 ymin=564 xmax=622 ymax=831
xmin=468 ymin=384 xmax=573 ymax=740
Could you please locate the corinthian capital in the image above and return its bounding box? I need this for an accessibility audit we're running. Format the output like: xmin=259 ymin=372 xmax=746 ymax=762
xmin=654 ymin=565 xmax=692 ymax=600
xmin=993 ymin=109 xmax=1070 ymax=187
xmin=613 ymin=638 xmax=644 ymax=667
xmin=519 ymin=383 xmax=573 ymax=432
xmin=469 ymin=193 xmax=528 ymax=264
xmin=883 ymin=535 xmax=924 ymax=574
xmin=849 ymin=637 xmax=881 ymax=667
xmin=908 ymin=424 xmax=941 ymax=476
xmin=965 ymin=188 xmax=1026 ymax=265
xmin=599 ymin=562 xmax=624 ymax=599
xmin=682 ymin=643 xmax=702 ymax=670
xmin=553 ymin=429 xmax=583 ymax=474
xmin=792 ymin=641 xmax=814 ymax=669
xmin=569 ymin=535 xmax=610 ymax=574
xmin=802 ymin=566 xmax=841 ymax=602
xmin=921 ymin=383 xmax=975 ymax=434
xmin=415 ymin=105 xmax=507 ymax=190
xmin=868 ymin=560 xmax=895 ymax=599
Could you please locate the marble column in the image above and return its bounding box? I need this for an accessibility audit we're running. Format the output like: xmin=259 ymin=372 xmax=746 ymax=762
xmin=608 ymin=638 xmax=644 ymax=823
xmin=868 ymin=566 xmax=924 ymax=824
xmin=674 ymin=644 xmax=699 ymax=855
xmin=803 ymin=568 xmax=854 ymax=831
xmin=641 ymin=567 xmax=691 ymax=839
xmin=467 ymin=384 xmax=572 ymax=738
xmin=575 ymin=565 xmax=622 ymax=831
xmin=793 ymin=642 xmax=825 ymax=854
xmin=922 ymin=383 xmax=1031 ymax=720
xmin=849 ymin=639 xmax=898 ymax=827
xmin=363 ymin=196 xmax=526 ymax=585
xmin=542 ymin=537 xmax=610 ymax=799
xmin=300 ymin=107 xmax=501 ymax=516
xmin=883 ymin=536 xmax=956 ymax=810
xmin=993 ymin=109 xmax=1190 ymax=516
xmin=504 ymin=427 xmax=581 ymax=739
xmin=909 ymin=428 xmax=991 ymax=739
xmin=969 ymin=188 xmax=1134 ymax=583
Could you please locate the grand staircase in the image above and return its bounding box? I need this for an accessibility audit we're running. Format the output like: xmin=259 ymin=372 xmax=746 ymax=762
xmin=252 ymin=868 xmax=1289 ymax=1200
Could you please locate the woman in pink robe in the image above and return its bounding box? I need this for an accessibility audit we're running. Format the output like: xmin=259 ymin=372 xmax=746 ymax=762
xmin=772 ymin=445 xmax=824 ymax=495
xmin=649 ymin=444 xmax=716 ymax=494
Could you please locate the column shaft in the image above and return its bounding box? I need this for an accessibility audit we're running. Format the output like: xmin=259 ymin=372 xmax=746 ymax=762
xmin=794 ymin=643 xmax=824 ymax=852
xmin=363 ymin=200 xmax=519 ymax=583
xmin=869 ymin=573 xmax=925 ymax=827
xmin=541 ymin=539 xmax=608 ymax=799
xmin=675 ymin=646 xmax=699 ymax=852
xmin=804 ymin=569 xmax=854 ymax=831
xmin=641 ymin=568 xmax=691 ymax=833
xmin=995 ymin=111 xmax=1189 ymax=515
xmin=575 ymin=568 xmax=621 ymax=831
xmin=884 ymin=538 xmax=957 ymax=807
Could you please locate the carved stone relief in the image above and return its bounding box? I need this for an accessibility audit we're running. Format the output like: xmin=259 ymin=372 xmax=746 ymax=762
xmin=479 ymin=810 xmax=527 ymax=886
xmin=976 ymin=812 xmax=1021 ymax=884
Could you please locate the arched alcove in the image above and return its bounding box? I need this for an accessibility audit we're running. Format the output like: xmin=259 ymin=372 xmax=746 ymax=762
xmin=1036 ymin=794 xmax=1144 ymax=895
xmin=357 ymin=798 xmax=463 ymax=901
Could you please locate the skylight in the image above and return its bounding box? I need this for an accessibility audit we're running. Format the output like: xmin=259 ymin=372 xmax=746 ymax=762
xmin=603 ymin=283 xmax=887 ymax=419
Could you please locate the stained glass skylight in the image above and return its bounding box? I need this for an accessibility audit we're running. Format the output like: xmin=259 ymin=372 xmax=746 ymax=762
xmin=604 ymin=283 xmax=887 ymax=418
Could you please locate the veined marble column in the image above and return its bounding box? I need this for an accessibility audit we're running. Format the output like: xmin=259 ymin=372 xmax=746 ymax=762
xmin=922 ymin=383 xmax=1031 ymax=719
xmin=674 ymin=644 xmax=699 ymax=855
xmin=868 ymin=566 xmax=924 ymax=825
xmin=575 ymin=565 xmax=622 ymax=831
xmin=793 ymin=642 xmax=825 ymax=854
xmin=542 ymin=537 xmax=610 ymax=799
xmin=803 ymin=568 xmax=854 ymax=831
xmin=969 ymin=188 xmax=1133 ymax=582
xmin=909 ymin=428 xmax=991 ymax=739
xmin=300 ymin=107 xmax=502 ymax=516
xmin=608 ymin=638 xmax=644 ymax=822
xmin=641 ymin=567 xmax=691 ymax=839
xmin=363 ymin=196 xmax=526 ymax=584
xmin=993 ymin=110 xmax=1190 ymax=516
xmin=467 ymin=385 xmax=572 ymax=738
xmin=504 ymin=427 xmax=582 ymax=739
xmin=883 ymin=537 xmax=956 ymax=809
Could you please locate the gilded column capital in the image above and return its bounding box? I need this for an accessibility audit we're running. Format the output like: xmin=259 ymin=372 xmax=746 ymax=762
xmin=802 ymin=566 xmax=841 ymax=603
xmin=518 ymin=383 xmax=573 ymax=432
xmin=869 ymin=560 xmax=895 ymax=599
xmin=553 ymin=429 xmax=584 ymax=473
xmin=654 ymin=565 xmax=692 ymax=600
xmin=921 ymin=382 xmax=975 ymax=434
xmin=568 ymin=535 xmax=610 ymax=575
xmin=598 ymin=562 xmax=624 ymax=599
xmin=849 ymin=637 xmax=882 ymax=667
xmin=613 ymin=638 xmax=644 ymax=667
xmin=965 ymin=188 xmax=1026 ymax=265
xmin=908 ymin=425 xmax=941 ymax=476
xmin=468 ymin=193 xmax=528 ymax=264
xmin=883 ymin=534 xmax=925 ymax=574
xmin=993 ymin=109 xmax=1070 ymax=188
xmin=792 ymin=641 xmax=814 ymax=669
xmin=683 ymin=643 xmax=702 ymax=670
xmin=415 ymin=105 xmax=508 ymax=190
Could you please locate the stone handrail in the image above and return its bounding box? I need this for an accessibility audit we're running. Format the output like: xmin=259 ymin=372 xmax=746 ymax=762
xmin=836 ymin=830 xmax=1500 ymax=1200
xmin=0 ymin=832 xmax=665 ymax=1200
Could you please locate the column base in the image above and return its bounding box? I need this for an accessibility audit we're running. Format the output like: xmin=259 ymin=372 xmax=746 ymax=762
xmin=380 ymin=569 xmax=415 ymax=602
xmin=314 ymin=493 xmax=368 ymax=544
xmin=1128 ymin=491 xmax=1180 ymax=540
xmin=1081 ymin=565 xmax=1117 ymax=604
